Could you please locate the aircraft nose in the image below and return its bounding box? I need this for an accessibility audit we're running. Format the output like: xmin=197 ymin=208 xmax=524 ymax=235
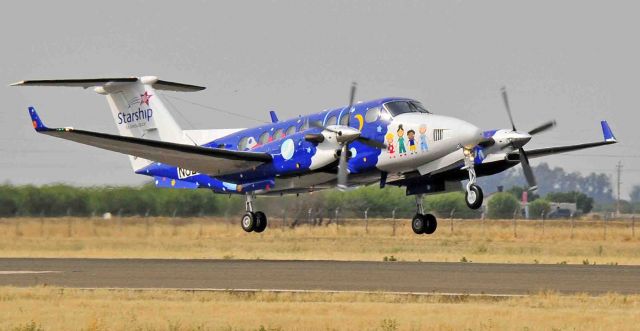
xmin=455 ymin=119 xmax=483 ymax=149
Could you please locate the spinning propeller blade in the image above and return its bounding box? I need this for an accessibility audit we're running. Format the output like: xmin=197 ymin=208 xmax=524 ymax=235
xmin=500 ymin=86 xmax=544 ymax=191
xmin=528 ymin=120 xmax=556 ymax=136
xmin=501 ymin=86 xmax=517 ymax=131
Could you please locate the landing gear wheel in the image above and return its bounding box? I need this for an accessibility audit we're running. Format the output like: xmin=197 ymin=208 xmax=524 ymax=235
xmin=241 ymin=212 xmax=256 ymax=232
xmin=254 ymin=211 xmax=268 ymax=233
xmin=465 ymin=184 xmax=483 ymax=210
xmin=412 ymin=214 xmax=426 ymax=234
xmin=424 ymin=214 xmax=437 ymax=234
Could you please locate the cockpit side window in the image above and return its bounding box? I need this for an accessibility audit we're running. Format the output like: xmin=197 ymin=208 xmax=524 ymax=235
xmin=364 ymin=107 xmax=381 ymax=123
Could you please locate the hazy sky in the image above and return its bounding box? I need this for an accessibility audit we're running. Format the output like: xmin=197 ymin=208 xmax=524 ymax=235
xmin=1 ymin=1 xmax=638 ymax=197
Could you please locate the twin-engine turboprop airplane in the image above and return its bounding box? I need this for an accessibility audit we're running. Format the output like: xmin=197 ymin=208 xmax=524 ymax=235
xmin=12 ymin=76 xmax=617 ymax=235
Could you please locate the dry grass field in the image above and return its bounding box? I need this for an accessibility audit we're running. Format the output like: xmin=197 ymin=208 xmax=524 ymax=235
xmin=0 ymin=287 xmax=639 ymax=331
xmin=0 ymin=217 xmax=637 ymax=264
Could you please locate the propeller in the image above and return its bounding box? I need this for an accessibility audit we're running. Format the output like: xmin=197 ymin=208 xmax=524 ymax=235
xmin=306 ymin=82 xmax=387 ymax=191
xmin=337 ymin=82 xmax=358 ymax=191
xmin=500 ymin=86 xmax=556 ymax=191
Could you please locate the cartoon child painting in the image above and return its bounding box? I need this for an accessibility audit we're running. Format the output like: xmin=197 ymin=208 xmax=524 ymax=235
xmin=407 ymin=129 xmax=417 ymax=154
xmin=419 ymin=124 xmax=428 ymax=152
xmin=397 ymin=125 xmax=407 ymax=155
xmin=385 ymin=133 xmax=395 ymax=158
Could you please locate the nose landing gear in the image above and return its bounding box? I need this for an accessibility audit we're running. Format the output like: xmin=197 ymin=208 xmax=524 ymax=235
xmin=412 ymin=194 xmax=437 ymax=235
xmin=463 ymin=148 xmax=483 ymax=210
xmin=241 ymin=194 xmax=268 ymax=233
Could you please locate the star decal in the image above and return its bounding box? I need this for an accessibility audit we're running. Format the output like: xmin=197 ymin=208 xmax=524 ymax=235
xmin=376 ymin=125 xmax=382 ymax=133
xmin=140 ymin=91 xmax=153 ymax=106
xmin=306 ymin=147 xmax=312 ymax=153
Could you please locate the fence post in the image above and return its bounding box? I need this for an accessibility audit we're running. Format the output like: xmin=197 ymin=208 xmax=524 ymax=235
xmin=632 ymin=215 xmax=636 ymax=238
xmin=335 ymin=208 xmax=340 ymax=228
xmin=541 ymin=211 xmax=545 ymax=236
xmin=392 ymin=208 xmax=397 ymax=236
xmin=14 ymin=219 xmax=21 ymax=237
xmin=513 ymin=208 xmax=518 ymax=238
xmin=364 ymin=208 xmax=370 ymax=234
xmin=449 ymin=209 xmax=455 ymax=233
xmin=603 ymin=213 xmax=607 ymax=240
xmin=282 ymin=209 xmax=286 ymax=231
xmin=513 ymin=209 xmax=518 ymax=238
xmin=308 ymin=208 xmax=312 ymax=226
xmin=570 ymin=214 xmax=575 ymax=239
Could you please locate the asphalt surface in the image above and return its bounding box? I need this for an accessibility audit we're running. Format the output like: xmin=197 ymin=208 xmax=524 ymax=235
xmin=0 ymin=258 xmax=638 ymax=295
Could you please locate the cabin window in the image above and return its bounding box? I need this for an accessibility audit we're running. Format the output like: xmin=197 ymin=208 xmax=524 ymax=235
xmin=285 ymin=125 xmax=297 ymax=136
xmin=309 ymin=119 xmax=322 ymax=128
xmin=339 ymin=112 xmax=350 ymax=125
xmin=258 ymin=131 xmax=270 ymax=144
xmin=364 ymin=107 xmax=380 ymax=123
xmin=273 ymin=128 xmax=284 ymax=140
xmin=237 ymin=137 xmax=249 ymax=151
xmin=326 ymin=115 xmax=337 ymax=126
xmin=299 ymin=118 xmax=309 ymax=131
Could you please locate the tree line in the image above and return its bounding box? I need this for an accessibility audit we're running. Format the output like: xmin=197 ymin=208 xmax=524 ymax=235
xmin=0 ymin=182 xmax=612 ymax=219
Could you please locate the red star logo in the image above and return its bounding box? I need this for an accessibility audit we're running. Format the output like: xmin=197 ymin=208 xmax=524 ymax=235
xmin=139 ymin=91 xmax=153 ymax=106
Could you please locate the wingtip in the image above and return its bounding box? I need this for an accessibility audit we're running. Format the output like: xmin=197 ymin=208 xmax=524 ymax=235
xmin=600 ymin=120 xmax=617 ymax=142
xmin=9 ymin=81 xmax=24 ymax=87
xmin=28 ymin=106 xmax=49 ymax=131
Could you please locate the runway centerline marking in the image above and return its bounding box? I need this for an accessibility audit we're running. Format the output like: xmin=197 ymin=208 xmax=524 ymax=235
xmin=0 ymin=271 xmax=62 ymax=275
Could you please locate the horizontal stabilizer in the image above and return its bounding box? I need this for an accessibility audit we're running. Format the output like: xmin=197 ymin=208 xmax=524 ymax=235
xmin=510 ymin=120 xmax=617 ymax=159
xmin=27 ymin=107 xmax=271 ymax=176
xmin=11 ymin=76 xmax=205 ymax=92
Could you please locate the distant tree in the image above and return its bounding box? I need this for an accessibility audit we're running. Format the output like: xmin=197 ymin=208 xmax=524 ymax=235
xmin=630 ymin=185 xmax=640 ymax=204
xmin=528 ymin=199 xmax=551 ymax=219
xmin=477 ymin=163 xmax=613 ymax=202
xmin=487 ymin=192 xmax=520 ymax=219
xmin=424 ymin=192 xmax=481 ymax=219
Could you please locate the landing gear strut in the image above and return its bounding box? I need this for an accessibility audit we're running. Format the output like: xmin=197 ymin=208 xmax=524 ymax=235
xmin=463 ymin=148 xmax=483 ymax=210
xmin=412 ymin=194 xmax=437 ymax=235
xmin=241 ymin=194 xmax=268 ymax=233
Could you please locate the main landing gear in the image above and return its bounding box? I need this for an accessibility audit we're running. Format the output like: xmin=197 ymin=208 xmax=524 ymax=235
xmin=463 ymin=148 xmax=483 ymax=210
xmin=241 ymin=194 xmax=268 ymax=233
xmin=412 ymin=194 xmax=437 ymax=235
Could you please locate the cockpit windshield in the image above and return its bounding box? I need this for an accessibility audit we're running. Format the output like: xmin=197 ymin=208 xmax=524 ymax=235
xmin=384 ymin=101 xmax=431 ymax=116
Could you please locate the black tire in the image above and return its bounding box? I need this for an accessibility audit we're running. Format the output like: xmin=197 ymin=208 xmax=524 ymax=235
xmin=412 ymin=214 xmax=426 ymax=234
xmin=465 ymin=184 xmax=484 ymax=210
xmin=254 ymin=211 xmax=268 ymax=233
xmin=241 ymin=212 xmax=256 ymax=232
xmin=424 ymin=214 xmax=437 ymax=234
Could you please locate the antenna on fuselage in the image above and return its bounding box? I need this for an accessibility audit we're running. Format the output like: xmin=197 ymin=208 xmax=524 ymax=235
xmin=269 ymin=110 xmax=279 ymax=123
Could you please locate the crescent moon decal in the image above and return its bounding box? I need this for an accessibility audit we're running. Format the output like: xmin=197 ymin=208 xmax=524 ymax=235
xmin=355 ymin=114 xmax=364 ymax=131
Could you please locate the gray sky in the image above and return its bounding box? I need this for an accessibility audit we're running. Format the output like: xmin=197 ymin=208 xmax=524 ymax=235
xmin=1 ymin=1 xmax=638 ymax=197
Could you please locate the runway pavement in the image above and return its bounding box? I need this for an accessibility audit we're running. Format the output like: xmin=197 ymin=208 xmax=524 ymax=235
xmin=0 ymin=258 xmax=638 ymax=295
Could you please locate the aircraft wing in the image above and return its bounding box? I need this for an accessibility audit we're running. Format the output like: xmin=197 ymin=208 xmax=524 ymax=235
xmin=508 ymin=120 xmax=617 ymax=159
xmin=27 ymin=107 xmax=271 ymax=176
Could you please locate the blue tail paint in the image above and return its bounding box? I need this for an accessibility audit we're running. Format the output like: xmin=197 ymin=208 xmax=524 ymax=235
xmin=28 ymin=106 xmax=48 ymax=131
xmin=600 ymin=120 xmax=616 ymax=142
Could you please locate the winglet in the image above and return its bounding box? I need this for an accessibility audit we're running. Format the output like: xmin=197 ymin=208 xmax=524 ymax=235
xmin=269 ymin=110 xmax=279 ymax=123
xmin=600 ymin=120 xmax=616 ymax=142
xmin=28 ymin=106 xmax=49 ymax=132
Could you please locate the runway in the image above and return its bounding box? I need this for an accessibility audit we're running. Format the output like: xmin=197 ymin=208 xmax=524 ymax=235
xmin=0 ymin=258 xmax=638 ymax=295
